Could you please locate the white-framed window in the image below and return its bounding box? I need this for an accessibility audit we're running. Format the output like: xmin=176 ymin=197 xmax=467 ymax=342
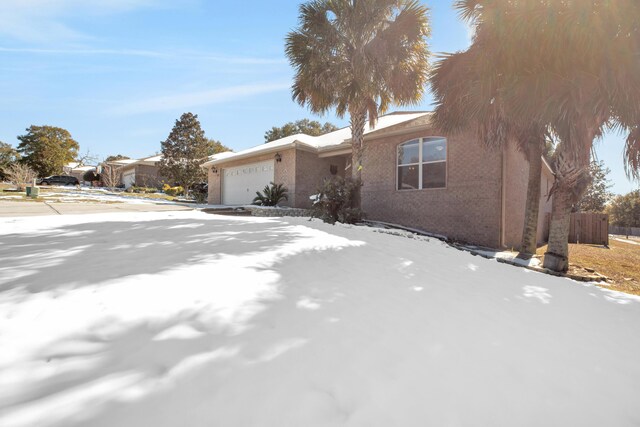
xmin=397 ymin=137 xmax=447 ymax=190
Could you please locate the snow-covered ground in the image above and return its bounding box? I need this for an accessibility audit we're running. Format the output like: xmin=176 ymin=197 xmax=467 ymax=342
xmin=1 ymin=211 xmax=639 ymax=427
xmin=0 ymin=186 xmax=194 ymax=205
xmin=35 ymin=186 xmax=179 ymax=205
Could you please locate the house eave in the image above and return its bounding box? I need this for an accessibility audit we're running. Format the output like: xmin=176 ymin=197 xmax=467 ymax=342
xmin=201 ymin=142 xmax=299 ymax=168
xmin=342 ymin=122 xmax=434 ymax=145
xmin=317 ymin=144 xmax=352 ymax=158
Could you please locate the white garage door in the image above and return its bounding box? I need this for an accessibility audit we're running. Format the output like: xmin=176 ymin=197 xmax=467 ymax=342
xmin=222 ymin=160 xmax=275 ymax=205
xmin=122 ymin=170 xmax=135 ymax=189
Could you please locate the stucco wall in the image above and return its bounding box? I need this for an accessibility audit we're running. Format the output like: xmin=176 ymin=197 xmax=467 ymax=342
xmin=206 ymin=149 xmax=296 ymax=206
xmin=361 ymin=129 xmax=504 ymax=248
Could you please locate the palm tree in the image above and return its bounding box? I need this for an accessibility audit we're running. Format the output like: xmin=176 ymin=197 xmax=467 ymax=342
xmin=430 ymin=8 xmax=547 ymax=256
xmin=513 ymin=1 xmax=640 ymax=271
xmin=441 ymin=0 xmax=640 ymax=271
xmin=285 ymin=0 xmax=431 ymax=206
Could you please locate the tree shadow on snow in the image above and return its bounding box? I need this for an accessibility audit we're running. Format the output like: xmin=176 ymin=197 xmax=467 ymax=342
xmin=0 ymin=218 xmax=300 ymax=293
xmin=0 ymin=215 xmax=369 ymax=426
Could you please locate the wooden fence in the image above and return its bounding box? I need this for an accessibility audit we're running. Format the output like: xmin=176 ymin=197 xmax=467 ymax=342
xmin=543 ymin=213 xmax=609 ymax=245
xmin=609 ymin=226 xmax=640 ymax=237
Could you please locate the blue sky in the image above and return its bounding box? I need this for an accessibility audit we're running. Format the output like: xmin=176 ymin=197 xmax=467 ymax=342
xmin=0 ymin=0 xmax=637 ymax=194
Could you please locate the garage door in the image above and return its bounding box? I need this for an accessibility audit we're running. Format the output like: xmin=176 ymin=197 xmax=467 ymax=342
xmin=222 ymin=160 xmax=275 ymax=205
xmin=122 ymin=170 xmax=135 ymax=189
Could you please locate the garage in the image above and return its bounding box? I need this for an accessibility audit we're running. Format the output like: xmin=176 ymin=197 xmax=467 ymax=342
xmin=222 ymin=160 xmax=275 ymax=205
xmin=122 ymin=169 xmax=136 ymax=189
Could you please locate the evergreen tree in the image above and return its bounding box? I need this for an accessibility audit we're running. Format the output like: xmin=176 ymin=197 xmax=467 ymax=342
xmin=207 ymin=139 xmax=232 ymax=155
xmin=573 ymin=160 xmax=613 ymax=213
xmin=16 ymin=126 xmax=79 ymax=177
xmin=0 ymin=141 xmax=20 ymax=181
xmin=159 ymin=112 xmax=209 ymax=191
xmin=105 ymin=154 xmax=130 ymax=162
xmin=264 ymin=119 xmax=338 ymax=143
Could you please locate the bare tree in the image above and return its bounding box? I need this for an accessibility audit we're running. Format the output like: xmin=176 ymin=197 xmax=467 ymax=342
xmin=100 ymin=164 xmax=122 ymax=190
xmin=75 ymin=150 xmax=99 ymax=168
xmin=5 ymin=163 xmax=37 ymax=191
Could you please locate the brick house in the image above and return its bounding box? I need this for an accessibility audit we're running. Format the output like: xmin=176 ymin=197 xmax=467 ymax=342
xmin=202 ymin=112 xmax=554 ymax=248
xmin=119 ymin=155 xmax=164 ymax=189
xmin=63 ymin=163 xmax=97 ymax=184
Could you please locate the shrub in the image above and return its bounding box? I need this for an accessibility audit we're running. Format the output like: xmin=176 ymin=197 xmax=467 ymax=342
xmin=253 ymin=182 xmax=288 ymax=206
xmin=127 ymin=186 xmax=158 ymax=194
xmin=162 ymin=183 xmax=184 ymax=196
xmin=83 ymin=170 xmax=100 ymax=182
xmin=189 ymin=183 xmax=208 ymax=204
xmin=310 ymin=176 xmax=364 ymax=224
xmin=4 ymin=163 xmax=37 ymax=191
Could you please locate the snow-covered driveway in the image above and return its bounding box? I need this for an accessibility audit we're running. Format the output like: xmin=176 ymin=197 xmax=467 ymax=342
xmin=1 ymin=211 xmax=639 ymax=427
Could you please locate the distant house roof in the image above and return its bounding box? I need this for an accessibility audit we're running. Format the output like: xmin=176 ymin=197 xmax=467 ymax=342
xmin=64 ymin=162 xmax=80 ymax=169
xmin=202 ymin=112 xmax=431 ymax=167
xmin=119 ymin=154 xmax=162 ymax=170
xmin=73 ymin=165 xmax=96 ymax=172
xmin=108 ymin=159 xmax=138 ymax=166
xmin=119 ymin=152 xmax=233 ymax=171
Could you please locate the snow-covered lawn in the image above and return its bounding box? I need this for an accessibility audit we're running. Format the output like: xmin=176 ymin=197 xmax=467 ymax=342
xmin=1 ymin=186 xmax=191 ymax=206
xmin=37 ymin=186 xmax=179 ymax=205
xmin=1 ymin=211 xmax=639 ymax=427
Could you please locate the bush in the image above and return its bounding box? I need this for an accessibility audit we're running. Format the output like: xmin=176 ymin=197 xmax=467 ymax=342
xmin=83 ymin=170 xmax=100 ymax=182
xmin=127 ymin=186 xmax=158 ymax=194
xmin=189 ymin=183 xmax=208 ymax=204
xmin=310 ymin=176 xmax=364 ymax=224
xmin=253 ymin=182 xmax=288 ymax=206
xmin=162 ymin=183 xmax=184 ymax=196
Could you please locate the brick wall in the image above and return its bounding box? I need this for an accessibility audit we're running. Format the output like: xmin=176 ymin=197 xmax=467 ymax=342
xmin=503 ymin=145 xmax=555 ymax=247
xmin=361 ymin=129 xmax=504 ymax=248
xmin=294 ymin=150 xmax=346 ymax=209
xmin=503 ymin=142 xmax=528 ymax=249
xmin=135 ymin=164 xmax=163 ymax=188
xmin=208 ymin=166 xmax=220 ymax=204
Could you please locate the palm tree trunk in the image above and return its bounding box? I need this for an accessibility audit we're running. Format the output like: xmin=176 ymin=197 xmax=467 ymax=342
xmin=542 ymin=140 xmax=592 ymax=272
xmin=519 ymin=138 xmax=543 ymax=256
xmin=543 ymin=186 xmax=573 ymax=271
xmin=350 ymin=111 xmax=366 ymax=209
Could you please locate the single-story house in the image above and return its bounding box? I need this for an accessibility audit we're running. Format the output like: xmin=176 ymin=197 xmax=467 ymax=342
xmin=62 ymin=162 xmax=97 ymax=184
xmin=119 ymin=155 xmax=164 ymax=189
xmin=201 ymin=112 xmax=554 ymax=249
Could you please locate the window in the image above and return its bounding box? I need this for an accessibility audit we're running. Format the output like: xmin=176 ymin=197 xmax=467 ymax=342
xmin=397 ymin=137 xmax=447 ymax=190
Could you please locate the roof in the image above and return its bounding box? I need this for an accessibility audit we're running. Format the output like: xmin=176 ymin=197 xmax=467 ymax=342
xmin=120 ymin=154 xmax=162 ymax=170
xmin=109 ymin=159 xmax=138 ymax=166
xmin=72 ymin=165 xmax=96 ymax=172
xmin=201 ymin=111 xmax=431 ymax=167
xmin=119 ymin=152 xmax=234 ymax=170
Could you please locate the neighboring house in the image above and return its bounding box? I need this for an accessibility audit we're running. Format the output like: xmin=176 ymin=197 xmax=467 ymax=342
xmin=97 ymin=158 xmax=137 ymax=187
xmin=202 ymin=112 xmax=554 ymax=249
xmin=119 ymin=155 xmax=164 ymax=189
xmin=63 ymin=162 xmax=97 ymax=184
